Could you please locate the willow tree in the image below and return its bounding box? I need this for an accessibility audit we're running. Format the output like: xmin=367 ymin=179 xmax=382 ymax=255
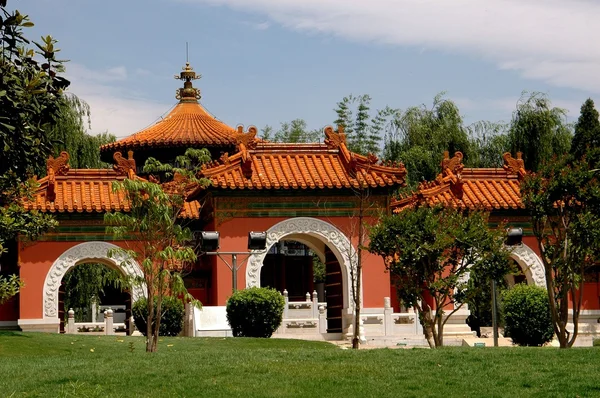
xmin=508 ymin=92 xmax=572 ymax=172
xmin=383 ymin=93 xmax=472 ymax=186
xmin=369 ymin=206 xmax=509 ymax=348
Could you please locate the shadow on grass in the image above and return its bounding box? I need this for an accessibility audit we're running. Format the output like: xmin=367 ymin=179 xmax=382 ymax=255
xmin=0 ymin=331 xmax=32 ymax=338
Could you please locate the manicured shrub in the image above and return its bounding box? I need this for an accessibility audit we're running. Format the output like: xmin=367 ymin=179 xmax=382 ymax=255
xmin=226 ymin=287 xmax=285 ymax=338
xmin=132 ymin=296 xmax=184 ymax=337
xmin=501 ymin=284 xmax=554 ymax=346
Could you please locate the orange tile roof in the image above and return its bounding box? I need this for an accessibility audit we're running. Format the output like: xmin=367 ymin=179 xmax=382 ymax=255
xmin=23 ymin=151 xmax=200 ymax=219
xmin=100 ymin=102 xmax=239 ymax=153
xmin=391 ymin=151 xmax=526 ymax=212
xmin=195 ymin=127 xmax=407 ymax=191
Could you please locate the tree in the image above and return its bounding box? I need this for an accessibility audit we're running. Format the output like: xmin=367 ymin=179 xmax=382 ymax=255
xmin=369 ymin=205 xmax=509 ymax=348
xmin=0 ymin=2 xmax=68 ymax=301
xmin=508 ymin=92 xmax=572 ymax=172
xmin=104 ymin=179 xmax=199 ymax=352
xmin=383 ymin=93 xmax=473 ymax=186
xmin=46 ymin=94 xmax=116 ymax=171
xmin=259 ymin=119 xmax=321 ymax=143
xmin=570 ymin=98 xmax=600 ymax=162
xmin=334 ymin=94 xmax=392 ymax=156
xmin=521 ymin=155 xmax=600 ymax=348
xmin=467 ymin=121 xmax=510 ymax=168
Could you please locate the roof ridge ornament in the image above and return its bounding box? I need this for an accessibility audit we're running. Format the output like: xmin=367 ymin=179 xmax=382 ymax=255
xmin=175 ymin=62 xmax=201 ymax=102
xmin=324 ymin=125 xmax=347 ymax=149
xmin=46 ymin=151 xmax=70 ymax=202
xmin=113 ymin=151 xmax=136 ymax=178
xmin=235 ymin=125 xmax=259 ymax=150
xmin=503 ymin=152 xmax=527 ymax=179
xmin=441 ymin=151 xmax=464 ymax=176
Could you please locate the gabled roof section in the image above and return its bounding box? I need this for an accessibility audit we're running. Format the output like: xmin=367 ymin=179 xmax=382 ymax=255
xmin=100 ymin=62 xmax=239 ymax=153
xmin=23 ymin=151 xmax=200 ymax=219
xmin=192 ymin=126 xmax=407 ymax=192
xmin=391 ymin=151 xmax=527 ymax=212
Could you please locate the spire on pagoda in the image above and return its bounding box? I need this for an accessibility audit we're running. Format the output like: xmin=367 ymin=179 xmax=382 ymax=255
xmin=175 ymin=62 xmax=201 ymax=102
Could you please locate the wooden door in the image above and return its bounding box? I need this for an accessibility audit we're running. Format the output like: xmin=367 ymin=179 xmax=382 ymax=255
xmin=325 ymin=247 xmax=343 ymax=333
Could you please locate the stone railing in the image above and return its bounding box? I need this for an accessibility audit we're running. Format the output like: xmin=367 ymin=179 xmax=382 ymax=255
xmin=65 ymin=308 xmax=128 ymax=335
xmin=276 ymin=290 xmax=327 ymax=335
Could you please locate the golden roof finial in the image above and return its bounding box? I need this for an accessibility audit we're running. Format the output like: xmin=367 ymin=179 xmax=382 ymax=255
xmin=174 ymin=60 xmax=201 ymax=102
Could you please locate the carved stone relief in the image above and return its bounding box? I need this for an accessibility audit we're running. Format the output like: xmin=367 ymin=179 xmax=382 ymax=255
xmin=43 ymin=242 xmax=145 ymax=319
xmin=246 ymin=217 xmax=357 ymax=311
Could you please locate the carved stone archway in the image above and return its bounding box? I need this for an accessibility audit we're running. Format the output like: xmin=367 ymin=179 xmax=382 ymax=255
xmin=43 ymin=241 xmax=145 ymax=319
xmin=509 ymin=244 xmax=546 ymax=287
xmin=246 ymin=217 xmax=358 ymax=312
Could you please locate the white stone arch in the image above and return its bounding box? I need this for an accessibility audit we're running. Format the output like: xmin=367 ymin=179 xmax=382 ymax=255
xmin=246 ymin=217 xmax=358 ymax=312
xmin=43 ymin=241 xmax=145 ymax=319
xmin=508 ymin=244 xmax=546 ymax=287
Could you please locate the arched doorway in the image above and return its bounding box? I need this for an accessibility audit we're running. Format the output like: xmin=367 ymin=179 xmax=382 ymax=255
xmin=247 ymin=217 xmax=358 ymax=334
xmin=509 ymin=244 xmax=546 ymax=287
xmin=58 ymin=261 xmax=131 ymax=333
xmin=43 ymin=242 xmax=145 ymax=330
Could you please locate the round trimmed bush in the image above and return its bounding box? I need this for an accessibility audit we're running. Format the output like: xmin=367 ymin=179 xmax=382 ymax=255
xmin=132 ymin=296 xmax=184 ymax=337
xmin=226 ymin=287 xmax=285 ymax=338
xmin=501 ymin=284 xmax=554 ymax=346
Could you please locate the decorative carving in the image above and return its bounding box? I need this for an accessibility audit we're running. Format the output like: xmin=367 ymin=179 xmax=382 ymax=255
xmin=366 ymin=153 xmax=379 ymax=165
xmin=43 ymin=242 xmax=145 ymax=318
xmin=324 ymin=125 xmax=347 ymax=149
xmin=113 ymin=151 xmax=136 ymax=178
xmin=47 ymin=151 xmax=70 ymax=177
xmin=246 ymin=217 xmax=357 ymax=312
xmin=509 ymin=244 xmax=546 ymax=287
xmin=503 ymin=152 xmax=526 ymax=179
xmin=220 ymin=152 xmax=230 ymax=165
xmin=441 ymin=151 xmax=464 ymax=175
xmin=235 ymin=126 xmax=259 ymax=150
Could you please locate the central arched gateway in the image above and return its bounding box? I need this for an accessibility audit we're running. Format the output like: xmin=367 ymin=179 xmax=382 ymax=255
xmin=246 ymin=217 xmax=358 ymax=333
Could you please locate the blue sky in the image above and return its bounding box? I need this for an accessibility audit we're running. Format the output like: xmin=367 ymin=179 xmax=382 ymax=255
xmin=18 ymin=0 xmax=600 ymax=139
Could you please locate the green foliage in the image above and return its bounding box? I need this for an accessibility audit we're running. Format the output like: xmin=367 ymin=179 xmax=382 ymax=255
xmin=521 ymin=154 xmax=600 ymax=347
xmin=260 ymin=119 xmax=321 ymax=143
xmin=570 ymin=98 xmax=600 ymax=162
xmin=132 ymin=296 xmax=184 ymax=337
xmin=143 ymin=147 xmax=212 ymax=186
xmin=0 ymin=4 xmax=68 ymax=255
xmin=104 ymin=179 xmax=198 ymax=352
xmin=0 ymin=274 xmax=23 ymax=305
xmin=383 ymin=93 xmax=473 ymax=185
xmin=62 ymin=263 xmax=124 ymax=322
xmin=466 ymin=121 xmax=510 ymax=168
xmin=508 ymin=92 xmax=572 ymax=172
xmin=312 ymin=255 xmax=326 ymax=283
xmin=502 ymin=284 xmax=554 ymax=346
xmin=369 ymin=205 xmax=510 ymax=347
xmin=226 ymin=287 xmax=285 ymax=338
xmin=46 ymin=94 xmax=115 ymax=171
xmin=335 ymin=94 xmax=391 ymax=155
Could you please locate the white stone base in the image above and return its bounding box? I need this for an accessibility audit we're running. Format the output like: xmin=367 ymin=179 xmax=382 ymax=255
xmin=18 ymin=318 xmax=60 ymax=333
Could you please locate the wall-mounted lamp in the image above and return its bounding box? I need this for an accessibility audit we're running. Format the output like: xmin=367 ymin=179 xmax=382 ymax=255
xmin=506 ymin=228 xmax=523 ymax=246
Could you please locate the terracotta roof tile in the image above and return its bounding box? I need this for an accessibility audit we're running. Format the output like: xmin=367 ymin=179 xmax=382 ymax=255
xmin=392 ymin=152 xmax=526 ymax=212
xmin=100 ymin=102 xmax=238 ymax=153
xmin=197 ymin=141 xmax=407 ymax=192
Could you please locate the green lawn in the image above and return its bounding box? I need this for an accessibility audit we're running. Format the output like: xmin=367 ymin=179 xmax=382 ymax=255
xmin=0 ymin=332 xmax=598 ymax=397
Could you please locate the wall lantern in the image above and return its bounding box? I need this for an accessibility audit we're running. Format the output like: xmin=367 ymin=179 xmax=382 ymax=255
xmin=248 ymin=231 xmax=267 ymax=250
xmin=506 ymin=228 xmax=523 ymax=246
xmin=200 ymin=231 xmax=220 ymax=252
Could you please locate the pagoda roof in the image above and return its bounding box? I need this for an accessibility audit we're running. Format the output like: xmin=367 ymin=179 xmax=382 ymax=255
xmin=191 ymin=126 xmax=407 ymax=193
xmin=391 ymin=151 xmax=526 ymax=212
xmin=100 ymin=62 xmax=239 ymax=154
xmin=23 ymin=151 xmax=200 ymax=219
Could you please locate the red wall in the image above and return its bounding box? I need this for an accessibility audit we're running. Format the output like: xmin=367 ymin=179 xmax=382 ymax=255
xmin=215 ymin=216 xmax=391 ymax=308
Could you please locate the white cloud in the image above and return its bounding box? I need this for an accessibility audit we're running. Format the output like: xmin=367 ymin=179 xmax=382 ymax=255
xmin=179 ymin=0 xmax=600 ymax=93
xmin=65 ymin=64 xmax=172 ymax=138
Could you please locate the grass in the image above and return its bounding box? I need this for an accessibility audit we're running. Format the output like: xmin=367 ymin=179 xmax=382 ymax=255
xmin=0 ymin=332 xmax=599 ymax=397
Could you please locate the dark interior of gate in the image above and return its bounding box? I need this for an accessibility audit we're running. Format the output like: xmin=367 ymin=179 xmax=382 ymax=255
xmin=58 ymin=263 xmax=132 ymax=334
xmin=260 ymin=240 xmax=343 ymax=333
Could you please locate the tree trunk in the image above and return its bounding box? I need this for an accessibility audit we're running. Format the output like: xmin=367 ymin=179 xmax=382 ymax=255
xmin=419 ymin=304 xmax=436 ymax=349
xmin=146 ymin=289 xmax=155 ymax=353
